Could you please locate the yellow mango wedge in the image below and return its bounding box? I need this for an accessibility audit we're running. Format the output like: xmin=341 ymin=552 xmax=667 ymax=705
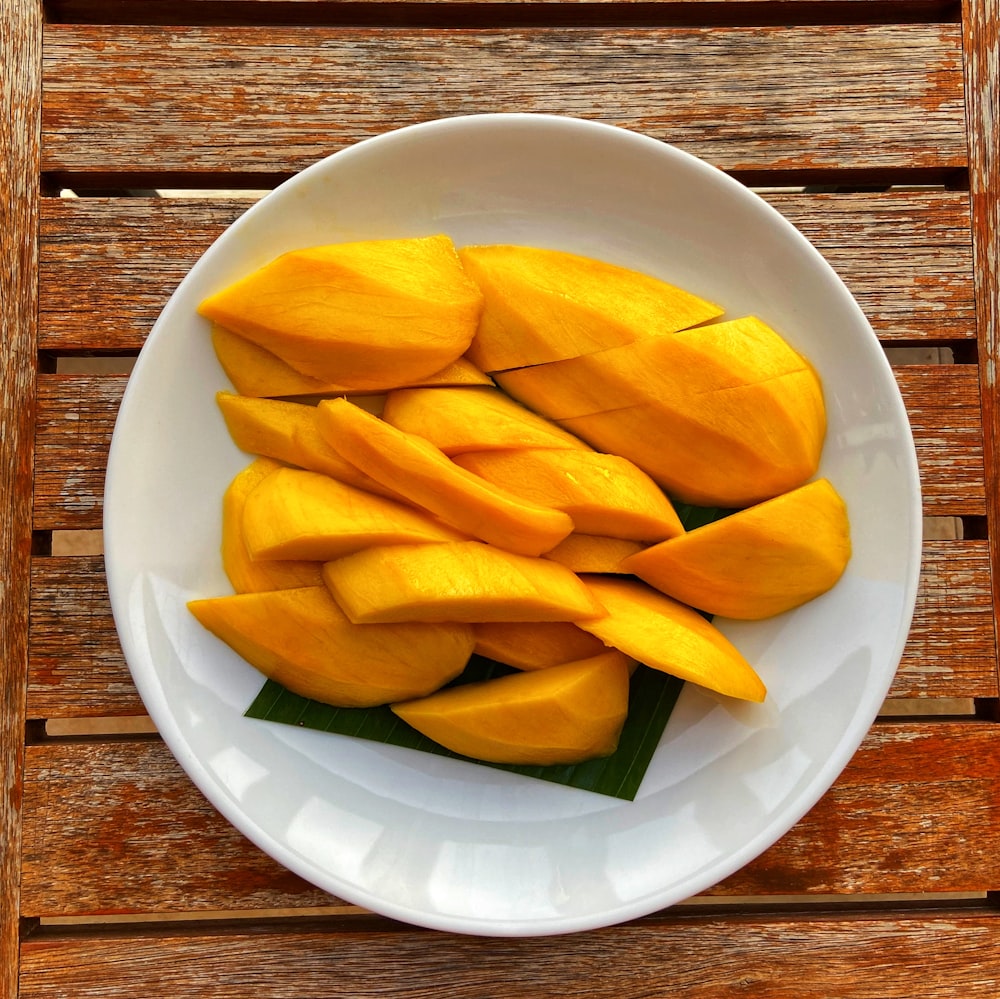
xmin=578 ymin=576 xmax=766 ymax=702
xmin=242 ymin=466 xmax=467 ymax=561
xmin=212 ymin=322 xmax=492 ymax=398
xmin=321 ymin=541 xmax=606 ymax=624
xmin=621 ymin=478 xmax=851 ymax=619
xmin=221 ymin=459 xmax=324 ymax=593
xmin=314 ymin=398 xmax=574 ymax=557
xmin=215 ymin=392 xmax=395 ymax=498
xmin=458 ymin=244 xmax=723 ymax=372
xmin=498 ymin=316 xmax=826 ymax=507
xmin=391 ymin=654 xmax=632 ymax=764
xmin=198 ymin=234 xmax=483 ymax=389
xmin=541 ymin=534 xmax=644 ymax=574
xmin=472 ymin=621 xmax=607 ymax=671
xmin=381 ymin=385 xmax=590 ymax=455
xmin=453 ymin=448 xmax=684 ymax=542
xmin=188 ymin=586 xmax=474 ymax=707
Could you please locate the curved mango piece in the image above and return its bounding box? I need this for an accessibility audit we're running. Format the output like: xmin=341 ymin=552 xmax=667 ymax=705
xmin=472 ymin=621 xmax=607 ymax=671
xmin=453 ymin=448 xmax=683 ymax=542
xmin=381 ymin=385 xmax=589 ymax=455
xmin=578 ymin=576 xmax=766 ymax=702
xmin=221 ymin=459 xmax=324 ymax=593
xmin=391 ymin=654 xmax=632 ymax=764
xmin=541 ymin=534 xmax=644 ymax=574
xmin=315 ymin=398 xmax=574 ymax=557
xmin=212 ymin=323 xmax=492 ymax=398
xmin=621 ymin=478 xmax=851 ymax=619
xmin=498 ymin=316 xmax=825 ymax=508
xmin=242 ymin=466 xmax=466 ymax=562
xmin=321 ymin=541 xmax=606 ymax=624
xmin=216 ymin=391 xmax=313 ymax=465
xmin=458 ymin=244 xmax=722 ymax=372
xmin=198 ymin=235 xmax=483 ymax=389
xmin=188 ymin=586 xmax=474 ymax=708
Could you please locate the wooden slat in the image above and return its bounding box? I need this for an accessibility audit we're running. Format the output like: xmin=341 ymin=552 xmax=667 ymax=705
xmin=37 ymin=191 xmax=976 ymax=353
xmin=18 ymin=908 xmax=1000 ymax=999
xmin=25 ymin=538 xmax=998 ymax=720
xmin=18 ymin=720 xmax=1000 ymax=917
xmin=40 ymin=23 xmax=966 ymax=178
xmin=0 ymin=1 xmax=42 ymax=997
xmin=31 ymin=365 xmax=987 ymax=529
xmin=963 ymin=0 xmax=1000 ymax=694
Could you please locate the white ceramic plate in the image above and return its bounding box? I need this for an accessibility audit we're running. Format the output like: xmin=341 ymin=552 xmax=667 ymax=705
xmin=104 ymin=114 xmax=921 ymax=936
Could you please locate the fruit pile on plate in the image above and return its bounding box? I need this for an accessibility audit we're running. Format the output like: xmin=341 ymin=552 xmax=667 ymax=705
xmin=187 ymin=235 xmax=851 ymax=766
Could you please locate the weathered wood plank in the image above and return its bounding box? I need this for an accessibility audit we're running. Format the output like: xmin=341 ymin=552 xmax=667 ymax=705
xmin=31 ymin=366 xmax=987 ymax=530
xmin=18 ymin=721 xmax=1000 ymax=916
xmin=40 ymin=23 xmax=966 ymax=178
xmin=0 ymin=1 xmax=42 ymax=996
xmin=36 ymin=191 xmax=976 ymax=353
xmin=25 ymin=539 xmax=998 ymax=720
xmin=963 ymin=0 xmax=1000 ymax=699
xmin=18 ymin=908 xmax=1000 ymax=999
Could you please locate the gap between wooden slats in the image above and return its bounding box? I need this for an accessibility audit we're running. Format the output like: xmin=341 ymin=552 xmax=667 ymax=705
xmin=40 ymin=0 xmax=965 ymax=30
xmin=16 ymin=720 xmax=1000 ymax=918
xmin=24 ymin=537 xmax=999 ymax=722
xmin=30 ymin=365 xmax=987 ymax=531
xmin=39 ymin=23 xmax=966 ymax=179
xmin=18 ymin=907 xmax=1000 ymax=999
xmin=36 ymin=189 xmax=977 ymax=353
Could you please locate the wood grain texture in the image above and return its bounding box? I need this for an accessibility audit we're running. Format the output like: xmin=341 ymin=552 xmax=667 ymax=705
xmin=30 ymin=365 xmax=987 ymax=530
xmin=963 ymin=0 xmax=1000 ymax=697
xmin=18 ymin=908 xmax=1000 ymax=999
xmin=40 ymin=23 xmax=966 ymax=178
xmin=0 ymin=0 xmax=42 ymax=995
xmin=18 ymin=721 xmax=1000 ymax=916
xmin=37 ymin=191 xmax=976 ymax=353
xmin=25 ymin=539 xmax=998 ymax=720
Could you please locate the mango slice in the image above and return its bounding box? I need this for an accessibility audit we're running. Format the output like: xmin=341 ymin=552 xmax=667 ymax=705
xmin=215 ymin=391 xmax=398 ymax=499
xmin=498 ymin=316 xmax=826 ymax=507
xmin=453 ymin=448 xmax=684 ymax=541
xmin=241 ymin=466 xmax=466 ymax=561
xmin=321 ymin=541 xmax=606 ymax=624
xmin=221 ymin=459 xmax=324 ymax=593
xmin=198 ymin=234 xmax=483 ymax=389
xmin=212 ymin=323 xmax=492 ymax=398
xmin=541 ymin=534 xmax=644 ymax=574
xmin=381 ymin=385 xmax=589 ymax=455
xmin=472 ymin=621 xmax=607 ymax=671
xmin=458 ymin=244 xmax=723 ymax=372
xmin=314 ymin=398 xmax=574 ymax=557
xmin=578 ymin=576 xmax=766 ymax=702
xmin=621 ymin=478 xmax=851 ymax=619
xmin=391 ymin=654 xmax=632 ymax=764
xmin=188 ymin=586 xmax=474 ymax=707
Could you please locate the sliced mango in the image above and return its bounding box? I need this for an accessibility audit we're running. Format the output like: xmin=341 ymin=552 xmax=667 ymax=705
xmin=578 ymin=576 xmax=766 ymax=702
xmin=188 ymin=585 xmax=474 ymax=707
xmin=453 ymin=448 xmax=684 ymax=541
xmin=314 ymin=398 xmax=574 ymax=557
xmin=498 ymin=316 xmax=826 ymax=507
xmin=391 ymin=654 xmax=631 ymax=764
xmin=221 ymin=459 xmax=324 ymax=593
xmin=458 ymin=244 xmax=723 ymax=372
xmin=216 ymin=391 xmax=313 ymax=466
xmin=212 ymin=323 xmax=492 ymax=398
xmin=622 ymin=478 xmax=851 ymax=619
xmin=381 ymin=385 xmax=589 ymax=455
xmin=541 ymin=534 xmax=644 ymax=574
xmin=472 ymin=621 xmax=607 ymax=671
xmin=241 ymin=466 xmax=466 ymax=561
xmin=321 ymin=541 xmax=606 ymax=624
xmin=198 ymin=234 xmax=483 ymax=389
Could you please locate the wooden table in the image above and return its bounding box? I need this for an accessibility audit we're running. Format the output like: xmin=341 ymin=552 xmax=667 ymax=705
xmin=3 ymin=0 xmax=999 ymax=994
